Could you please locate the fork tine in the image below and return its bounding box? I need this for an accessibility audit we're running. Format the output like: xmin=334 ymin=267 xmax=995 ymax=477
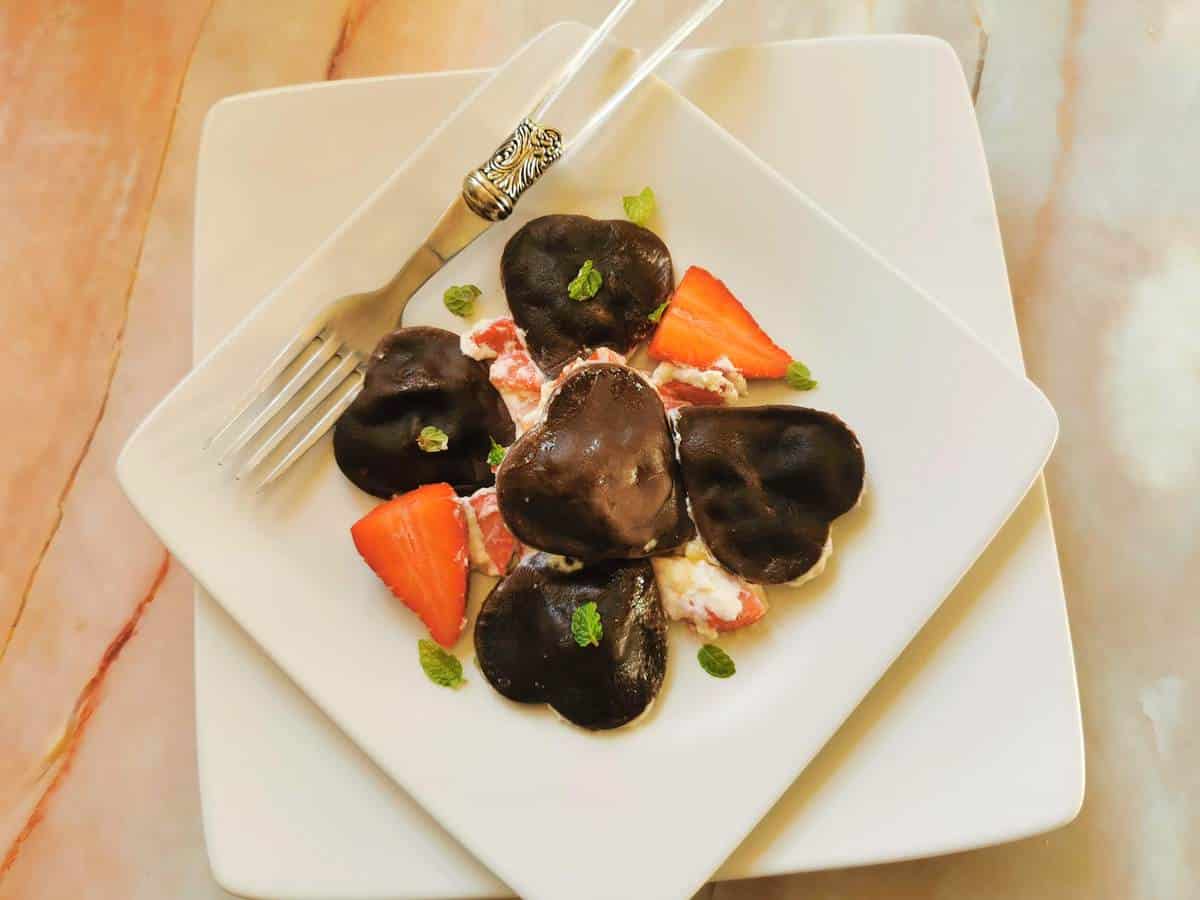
xmin=254 ymin=371 xmax=364 ymax=492
xmin=206 ymin=325 xmax=326 ymax=450
xmin=217 ymin=335 xmax=340 ymax=463
xmin=237 ymin=353 xmax=362 ymax=479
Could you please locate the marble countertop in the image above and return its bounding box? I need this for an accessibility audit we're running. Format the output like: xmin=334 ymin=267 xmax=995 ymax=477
xmin=1 ymin=2 xmax=1195 ymax=898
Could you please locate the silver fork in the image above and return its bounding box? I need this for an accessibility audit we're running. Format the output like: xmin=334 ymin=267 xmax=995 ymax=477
xmin=207 ymin=191 xmax=507 ymax=487
xmin=209 ymin=0 xmax=724 ymax=489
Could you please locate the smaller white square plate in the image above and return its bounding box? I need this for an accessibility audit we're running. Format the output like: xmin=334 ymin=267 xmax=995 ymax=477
xmin=121 ymin=26 xmax=1057 ymax=900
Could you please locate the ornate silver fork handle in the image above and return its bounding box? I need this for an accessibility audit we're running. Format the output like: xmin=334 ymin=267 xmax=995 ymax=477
xmin=463 ymin=118 xmax=564 ymax=221
xmin=211 ymin=0 xmax=724 ymax=489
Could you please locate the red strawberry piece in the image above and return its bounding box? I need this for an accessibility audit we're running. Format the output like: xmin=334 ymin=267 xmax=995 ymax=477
xmin=469 ymin=317 xmax=525 ymax=357
xmin=466 ymin=318 xmax=545 ymax=422
xmin=708 ymin=586 xmax=768 ymax=633
xmin=648 ymin=266 xmax=792 ymax=378
xmin=350 ymin=483 xmax=468 ymax=647
xmin=656 ymin=380 xmax=730 ymax=411
xmin=489 ymin=350 xmax=543 ymax=402
xmin=466 ymin=487 xmax=519 ymax=575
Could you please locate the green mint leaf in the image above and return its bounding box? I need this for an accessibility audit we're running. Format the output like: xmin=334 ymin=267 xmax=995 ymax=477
xmin=418 ymin=639 xmax=464 ymax=688
xmin=568 ymin=259 xmax=603 ymax=301
xmin=571 ymin=601 xmax=603 ymax=647
xmin=785 ymin=360 xmax=818 ymax=391
xmin=698 ymin=644 xmax=735 ymax=678
xmin=623 ymin=186 xmax=657 ymax=227
xmin=647 ymin=300 xmax=669 ymax=323
xmin=417 ymin=425 xmax=449 ymax=453
xmin=487 ymin=437 xmax=507 ymax=467
xmin=443 ymin=283 xmax=481 ymax=318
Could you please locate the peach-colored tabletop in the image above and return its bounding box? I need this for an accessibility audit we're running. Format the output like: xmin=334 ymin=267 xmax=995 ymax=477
xmin=1 ymin=2 xmax=1195 ymax=899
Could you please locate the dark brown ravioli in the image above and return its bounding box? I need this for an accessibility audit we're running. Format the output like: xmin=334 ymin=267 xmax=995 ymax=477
xmin=501 ymin=214 xmax=673 ymax=374
xmin=496 ymin=364 xmax=692 ymax=561
xmin=475 ymin=554 xmax=667 ymax=730
xmin=333 ymin=327 xmax=514 ymax=498
xmin=674 ymin=405 xmax=865 ymax=584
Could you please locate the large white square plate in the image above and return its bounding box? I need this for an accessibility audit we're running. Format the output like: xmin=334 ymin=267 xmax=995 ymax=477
xmin=122 ymin=25 xmax=1057 ymax=900
xmin=193 ymin=34 xmax=1083 ymax=900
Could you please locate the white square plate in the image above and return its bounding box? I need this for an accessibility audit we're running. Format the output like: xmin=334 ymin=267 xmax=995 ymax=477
xmin=193 ymin=36 xmax=1083 ymax=900
xmin=122 ymin=26 xmax=1057 ymax=900
xmin=193 ymin=34 xmax=1082 ymax=900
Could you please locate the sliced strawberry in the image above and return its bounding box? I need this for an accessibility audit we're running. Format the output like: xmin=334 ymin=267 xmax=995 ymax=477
xmin=464 ymin=317 xmax=545 ymax=427
xmin=489 ymin=350 xmax=543 ymax=402
xmin=465 ymin=487 xmax=519 ymax=576
xmin=467 ymin=317 xmax=525 ymax=358
xmin=708 ymin=586 xmax=768 ymax=633
xmin=351 ymin=483 xmax=468 ymax=647
xmin=648 ymin=266 xmax=792 ymax=377
xmin=657 ymin=380 xmax=730 ymax=411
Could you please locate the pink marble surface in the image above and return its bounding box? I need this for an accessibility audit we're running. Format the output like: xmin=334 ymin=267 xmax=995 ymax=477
xmin=1 ymin=2 xmax=1196 ymax=898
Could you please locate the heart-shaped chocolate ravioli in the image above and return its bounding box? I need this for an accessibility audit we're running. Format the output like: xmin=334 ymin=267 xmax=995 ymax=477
xmin=501 ymin=214 xmax=673 ymax=374
xmin=496 ymin=363 xmax=692 ymax=561
xmin=475 ymin=553 xmax=666 ymax=730
xmin=674 ymin=405 xmax=865 ymax=584
xmin=334 ymin=327 xmax=514 ymax=498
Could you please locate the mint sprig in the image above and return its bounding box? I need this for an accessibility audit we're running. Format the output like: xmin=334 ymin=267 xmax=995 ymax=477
xmin=417 ymin=425 xmax=449 ymax=452
xmin=571 ymin=601 xmax=603 ymax=647
xmin=443 ymin=284 xmax=481 ymax=318
xmin=568 ymin=260 xmax=602 ymax=301
xmin=648 ymin=300 xmax=669 ymax=323
xmin=418 ymin=639 xmax=464 ymax=688
xmin=623 ymin=186 xmax=657 ymax=227
xmin=487 ymin=437 xmax=507 ymax=467
xmin=785 ymin=360 xmax=818 ymax=391
xmin=698 ymin=644 xmax=735 ymax=678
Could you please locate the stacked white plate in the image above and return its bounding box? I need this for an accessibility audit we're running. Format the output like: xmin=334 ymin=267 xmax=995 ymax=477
xmin=173 ymin=27 xmax=1080 ymax=900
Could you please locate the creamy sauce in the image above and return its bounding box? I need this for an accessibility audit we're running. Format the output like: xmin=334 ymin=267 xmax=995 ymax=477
xmin=652 ymin=554 xmax=748 ymax=638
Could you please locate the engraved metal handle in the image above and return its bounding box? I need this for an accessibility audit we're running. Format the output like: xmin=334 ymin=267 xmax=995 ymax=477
xmin=462 ymin=119 xmax=565 ymax=221
xmin=461 ymin=0 xmax=725 ymax=221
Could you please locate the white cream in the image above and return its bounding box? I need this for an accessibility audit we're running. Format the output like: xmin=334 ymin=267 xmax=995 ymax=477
xmin=543 ymin=554 xmax=584 ymax=574
xmin=459 ymin=323 xmax=496 ymax=361
xmin=652 ymin=554 xmax=751 ymax=638
xmin=682 ymin=536 xmax=717 ymax=565
xmin=460 ymin=494 xmax=499 ymax=576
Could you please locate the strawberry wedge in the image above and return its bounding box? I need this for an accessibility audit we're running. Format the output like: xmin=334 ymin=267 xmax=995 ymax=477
xmin=648 ymin=265 xmax=792 ymax=378
xmin=351 ymin=483 xmax=469 ymax=647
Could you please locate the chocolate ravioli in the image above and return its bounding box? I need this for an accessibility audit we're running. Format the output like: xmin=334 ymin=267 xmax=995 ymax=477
xmin=333 ymin=327 xmax=514 ymax=498
xmin=674 ymin=405 xmax=865 ymax=584
xmin=475 ymin=553 xmax=667 ymax=730
xmin=501 ymin=214 xmax=673 ymax=374
xmin=496 ymin=363 xmax=692 ymax=561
